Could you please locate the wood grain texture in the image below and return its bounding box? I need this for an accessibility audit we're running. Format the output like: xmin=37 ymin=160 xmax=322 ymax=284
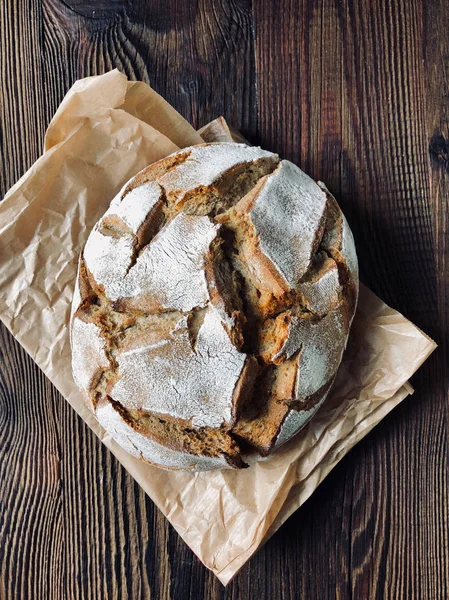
xmin=0 ymin=0 xmax=448 ymax=598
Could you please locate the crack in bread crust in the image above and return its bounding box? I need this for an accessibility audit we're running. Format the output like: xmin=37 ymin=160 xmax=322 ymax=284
xmin=71 ymin=143 xmax=358 ymax=470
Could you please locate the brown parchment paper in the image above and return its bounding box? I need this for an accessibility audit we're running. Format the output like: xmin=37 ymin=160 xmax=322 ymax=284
xmin=0 ymin=70 xmax=436 ymax=585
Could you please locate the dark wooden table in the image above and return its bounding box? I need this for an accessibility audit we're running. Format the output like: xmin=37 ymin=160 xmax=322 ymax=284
xmin=1 ymin=1 xmax=448 ymax=598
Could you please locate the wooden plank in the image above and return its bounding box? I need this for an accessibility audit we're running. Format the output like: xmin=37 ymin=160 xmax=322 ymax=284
xmin=424 ymin=0 xmax=449 ymax=594
xmin=253 ymin=3 xmax=353 ymax=597
xmin=253 ymin=0 xmax=449 ymax=598
xmin=0 ymin=1 xmax=256 ymax=599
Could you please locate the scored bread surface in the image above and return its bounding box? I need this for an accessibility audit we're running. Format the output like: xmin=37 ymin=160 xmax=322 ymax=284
xmin=71 ymin=142 xmax=358 ymax=471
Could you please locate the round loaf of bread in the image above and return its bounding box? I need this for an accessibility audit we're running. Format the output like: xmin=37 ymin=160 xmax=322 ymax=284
xmin=70 ymin=143 xmax=358 ymax=471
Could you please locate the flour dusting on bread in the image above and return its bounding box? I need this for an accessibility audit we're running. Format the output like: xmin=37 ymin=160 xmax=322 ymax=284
xmin=111 ymin=307 xmax=248 ymax=428
xmin=71 ymin=143 xmax=358 ymax=471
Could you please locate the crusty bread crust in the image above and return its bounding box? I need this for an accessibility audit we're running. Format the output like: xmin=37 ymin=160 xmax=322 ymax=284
xmin=71 ymin=143 xmax=358 ymax=471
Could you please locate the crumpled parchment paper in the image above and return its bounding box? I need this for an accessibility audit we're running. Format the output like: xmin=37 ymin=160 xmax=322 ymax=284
xmin=0 ymin=70 xmax=436 ymax=585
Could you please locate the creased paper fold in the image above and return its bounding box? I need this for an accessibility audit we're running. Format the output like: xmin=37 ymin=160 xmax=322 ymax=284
xmin=0 ymin=70 xmax=436 ymax=585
